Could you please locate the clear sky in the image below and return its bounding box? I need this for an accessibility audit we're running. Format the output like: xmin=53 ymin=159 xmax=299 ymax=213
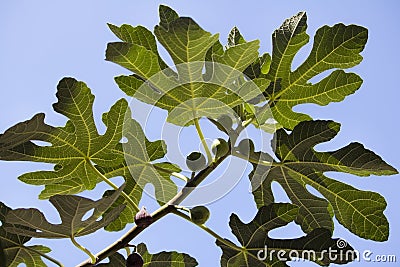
xmin=0 ymin=1 xmax=399 ymax=266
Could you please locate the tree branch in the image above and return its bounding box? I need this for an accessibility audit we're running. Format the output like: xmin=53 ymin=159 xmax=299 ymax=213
xmin=77 ymin=153 xmax=229 ymax=266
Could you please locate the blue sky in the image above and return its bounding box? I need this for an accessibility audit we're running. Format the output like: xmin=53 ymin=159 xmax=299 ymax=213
xmin=0 ymin=1 xmax=399 ymax=266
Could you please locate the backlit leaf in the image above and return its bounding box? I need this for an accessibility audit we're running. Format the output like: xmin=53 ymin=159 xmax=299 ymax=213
xmin=254 ymin=12 xmax=367 ymax=129
xmin=107 ymin=5 xmax=268 ymax=126
xmin=0 ymin=202 xmax=52 ymax=267
xmin=217 ymin=203 xmax=356 ymax=266
xmin=4 ymin=187 xmax=125 ymax=238
xmin=246 ymin=120 xmax=398 ymax=240
xmin=0 ymin=78 xmax=126 ymax=198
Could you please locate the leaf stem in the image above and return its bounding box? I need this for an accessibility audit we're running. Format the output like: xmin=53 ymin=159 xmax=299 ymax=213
xmin=86 ymin=159 xmax=139 ymax=211
xmin=171 ymin=172 xmax=189 ymax=182
xmin=242 ymin=116 xmax=255 ymax=128
xmin=70 ymin=235 xmax=96 ymax=264
xmin=171 ymin=209 xmax=243 ymax=253
xmin=194 ymin=118 xmax=213 ymax=164
xmin=23 ymin=246 xmax=65 ymax=267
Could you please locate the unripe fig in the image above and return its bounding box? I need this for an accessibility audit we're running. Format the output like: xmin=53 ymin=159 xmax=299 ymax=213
xmin=190 ymin=206 xmax=210 ymax=225
xmin=186 ymin=151 xmax=207 ymax=172
xmin=211 ymin=138 xmax=229 ymax=159
xmin=134 ymin=206 xmax=153 ymax=228
xmin=237 ymin=138 xmax=255 ymax=156
xmin=126 ymin=252 xmax=144 ymax=267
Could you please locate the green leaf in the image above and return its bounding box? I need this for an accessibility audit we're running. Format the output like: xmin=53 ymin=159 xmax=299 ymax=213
xmin=0 ymin=77 xmax=179 ymax=210
xmin=97 ymin=107 xmax=181 ymax=231
xmin=100 ymin=163 xmax=181 ymax=231
xmin=244 ymin=52 xmax=271 ymax=80
xmin=122 ymin=117 xmax=181 ymax=204
xmin=217 ymin=203 xmax=356 ymax=266
xmin=139 ymin=243 xmax=198 ymax=266
xmin=154 ymin=6 xmax=219 ymax=65
xmin=0 ymin=77 xmax=126 ymax=198
xmin=98 ymin=243 xmax=198 ymax=266
xmin=0 ymin=202 xmax=52 ymax=267
xmin=247 ymin=120 xmax=398 ymax=240
xmin=107 ymin=23 xmax=169 ymax=70
xmin=227 ymin=26 xmax=246 ymax=47
xmin=107 ymin=5 xmax=268 ymax=126
xmin=159 ymin=4 xmax=179 ymax=29
xmin=255 ymin=12 xmax=367 ymax=129
xmin=96 ymin=252 xmax=125 ymax=266
xmin=4 ymin=187 xmax=125 ymax=238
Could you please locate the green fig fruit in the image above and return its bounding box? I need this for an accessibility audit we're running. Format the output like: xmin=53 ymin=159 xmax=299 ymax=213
xmin=186 ymin=152 xmax=207 ymax=172
xmin=190 ymin=206 xmax=210 ymax=225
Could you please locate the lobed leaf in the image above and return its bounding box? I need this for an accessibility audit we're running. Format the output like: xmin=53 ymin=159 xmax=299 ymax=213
xmin=217 ymin=203 xmax=356 ymax=266
xmin=4 ymin=187 xmax=125 ymax=238
xmin=253 ymin=12 xmax=367 ymax=129
xmin=107 ymin=5 xmax=268 ymax=127
xmin=246 ymin=120 xmax=398 ymax=240
xmin=0 ymin=78 xmax=126 ymax=198
xmin=0 ymin=202 xmax=52 ymax=267
xmin=0 ymin=77 xmax=181 ymax=220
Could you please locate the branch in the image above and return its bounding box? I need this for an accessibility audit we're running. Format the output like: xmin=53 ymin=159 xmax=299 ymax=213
xmin=77 ymin=153 xmax=229 ymax=266
xmin=194 ymin=118 xmax=213 ymax=164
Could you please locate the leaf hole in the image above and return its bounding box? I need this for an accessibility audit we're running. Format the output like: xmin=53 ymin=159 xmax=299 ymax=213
xmin=305 ymin=185 xmax=324 ymax=198
xmin=156 ymin=42 xmax=174 ymax=67
xmin=120 ymin=137 xmax=128 ymax=143
xmin=82 ymin=208 xmax=95 ymax=221
xmin=31 ymin=140 xmax=52 ymax=147
xmin=291 ymin=41 xmax=312 ymax=71
xmin=271 ymin=181 xmax=291 ymax=202
xmin=267 ymin=221 xmax=305 ymax=239
xmin=308 ymin=69 xmax=334 ymax=84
